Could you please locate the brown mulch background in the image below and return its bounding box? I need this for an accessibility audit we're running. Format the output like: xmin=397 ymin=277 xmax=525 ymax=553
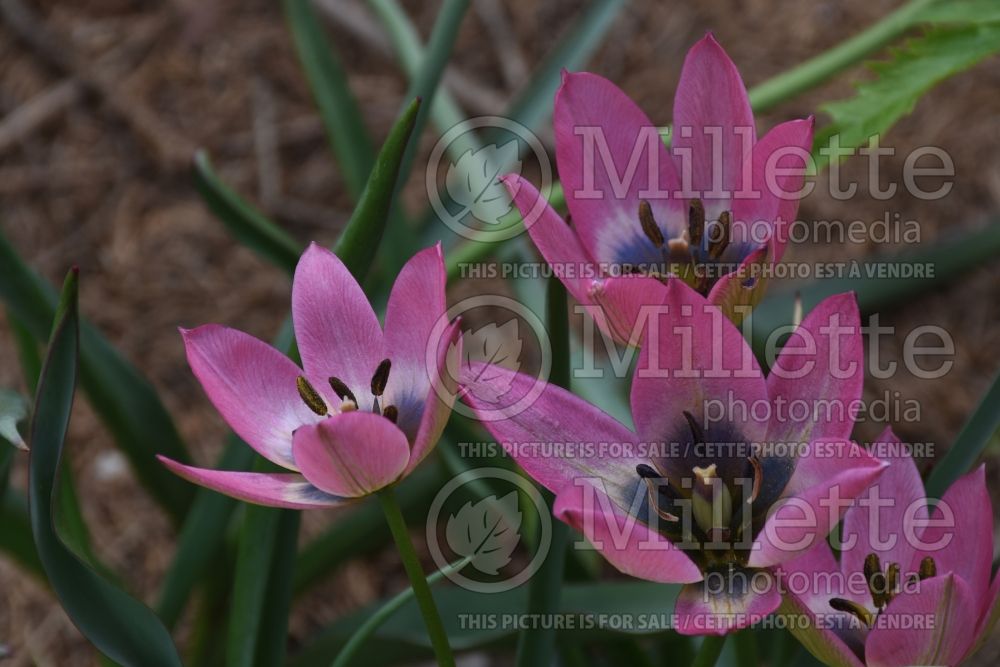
xmin=1 ymin=0 xmax=999 ymax=664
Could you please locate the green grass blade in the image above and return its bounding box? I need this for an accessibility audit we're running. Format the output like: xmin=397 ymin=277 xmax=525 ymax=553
xmin=924 ymin=369 xmax=1000 ymax=498
xmin=0 ymin=488 xmax=43 ymax=578
xmin=253 ymin=510 xmax=301 ymax=666
xmin=283 ymin=0 xmax=375 ymax=200
xmin=28 ymin=269 xmax=182 ymax=667
xmin=193 ymin=151 xmax=302 ymax=275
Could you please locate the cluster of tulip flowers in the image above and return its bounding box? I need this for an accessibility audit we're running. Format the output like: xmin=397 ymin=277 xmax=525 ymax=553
xmin=150 ymin=36 xmax=997 ymax=667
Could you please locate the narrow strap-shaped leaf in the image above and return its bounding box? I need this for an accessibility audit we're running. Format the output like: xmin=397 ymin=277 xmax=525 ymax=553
xmin=924 ymin=368 xmax=1000 ymax=498
xmin=0 ymin=231 xmax=194 ymax=521
xmin=253 ymin=510 xmax=301 ymax=666
xmin=283 ymin=0 xmax=375 ymax=200
xmin=193 ymin=151 xmax=302 ymax=275
xmin=0 ymin=488 xmax=43 ymax=578
xmin=28 ymin=269 xmax=183 ymax=667
xmin=8 ymin=309 xmax=42 ymax=391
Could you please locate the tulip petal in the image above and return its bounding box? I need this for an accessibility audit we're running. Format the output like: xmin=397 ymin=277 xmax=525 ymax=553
xmin=914 ymin=465 xmax=993 ymax=606
xmin=553 ymin=480 xmax=702 ymax=584
xmin=588 ymin=274 xmax=669 ymax=347
xmin=181 ymin=325 xmax=319 ymax=470
xmin=672 ymin=34 xmax=754 ymax=210
xmin=461 ymin=362 xmax=640 ymax=508
xmin=555 ymin=71 xmax=684 ymax=264
xmin=971 ymin=572 xmax=1000 ymax=657
xmin=293 ymin=243 xmax=382 ymax=407
xmin=839 ymin=429 xmax=926 ymax=586
xmin=504 ymin=174 xmax=597 ymax=305
xmin=405 ymin=319 xmax=462 ymax=473
xmin=157 ymin=456 xmax=345 ymax=509
xmin=292 ymin=413 xmax=410 ymax=497
xmin=673 ymin=569 xmax=781 ymax=636
xmin=750 ymin=439 xmax=886 ymax=568
xmin=766 ymin=293 xmax=863 ymax=448
xmin=865 ymin=573 xmax=977 ymax=667
xmin=382 ymin=243 xmax=447 ymax=440
xmin=705 ymin=244 xmax=771 ymax=324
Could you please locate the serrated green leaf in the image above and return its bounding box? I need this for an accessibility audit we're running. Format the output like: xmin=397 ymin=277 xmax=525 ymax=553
xmin=28 ymin=269 xmax=182 ymax=667
xmin=916 ymin=0 xmax=1000 ymax=25
xmin=815 ymin=24 xmax=1000 ymax=168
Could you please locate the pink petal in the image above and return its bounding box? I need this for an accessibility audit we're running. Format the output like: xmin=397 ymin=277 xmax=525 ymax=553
xmin=765 ymin=293 xmax=863 ymax=447
xmin=292 ymin=412 xmax=410 ymax=497
xmin=914 ymin=465 xmax=993 ymax=607
xmin=705 ymin=244 xmax=772 ymax=324
xmin=734 ymin=117 xmax=815 ymax=262
xmin=588 ymin=274 xmax=670 ymax=347
xmin=462 ymin=362 xmax=641 ymax=507
xmin=673 ymin=569 xmax=781 ymax=636
xmin=503 ymin=174 xmax=597 ymax=304
xmin=181 ymin=324 xmax=319 ymax=470
xmin=630 ymin=277 xmax=767 ymax=448
xmin=750 ymin=439 xmax=887 ymax=568
xmin=671 ymin=34 xmax=754 ymax=210
xmin=292 ymin=243 xmax=382 ymax=407
xmin=405 ymin=319 xmax=462 ymax=473
xmin=553 ymin=480 xmax=702 ymax=584
xmin=865 ymin=574 xmax=978 ymax=667
xmin=839 ymin=429 xmax=926 ymax=588
xmin=970 ymin=572 xmax=1000 ymax=658
xmin=555 ymin=71 xmax=683 ymax=264
xmin=157 ymin=456 xmax=344 ymax=509
xmin=382 ymin=243 xmax=448 ymax=440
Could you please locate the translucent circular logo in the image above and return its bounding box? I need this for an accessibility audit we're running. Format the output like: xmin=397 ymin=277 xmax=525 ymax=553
xmin=426 ymin=467 xmax=552 ymax=593
xmin=425 ymin=116 xmax=553 ymax=242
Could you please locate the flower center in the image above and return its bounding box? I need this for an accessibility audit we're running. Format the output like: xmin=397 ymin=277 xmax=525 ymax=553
xmin=828 ymin=553 xmax=937 ymax=627
xmin=295 ymin=358 xmax=398 ymax=424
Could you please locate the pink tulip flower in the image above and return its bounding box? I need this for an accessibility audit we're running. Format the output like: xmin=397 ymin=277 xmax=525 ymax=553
xmin=504 ymin=34 xmax=814 ymax=345
xmin=158 ymin=243 xmax=460 ymax=507
xmin=779 ymin=430 xmax=1000 ymax=666
xmin=463 ymin=281 xmax=885 ymax=634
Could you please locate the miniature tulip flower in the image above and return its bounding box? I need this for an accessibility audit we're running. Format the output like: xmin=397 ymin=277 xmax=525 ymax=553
xmin=504 ymin=34 xmax=813 ymax=345
xmin=778 ymin=432 xmax=1000 ymax=667
xmin=158 ymin=242 xmax=460 ymax=507
xmin=463 ymin=281 xmax=885 ymax=634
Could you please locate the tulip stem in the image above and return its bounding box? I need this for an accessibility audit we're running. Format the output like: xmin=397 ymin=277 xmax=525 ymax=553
xmin=692 ymin=635 xmax=727 ymax=667
xmin=377 ymin=487 xmax=455 ymax=667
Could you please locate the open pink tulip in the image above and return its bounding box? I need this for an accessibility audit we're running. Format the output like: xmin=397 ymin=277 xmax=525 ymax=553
xmin=504 ymin=34 xmax=813 ymax=345
xmin=463 ymin=281 xmax=885 ymax=634
xmin=158 ymin=243 xmax=461 ymax=508
xmin=778 ymin=431 xmax=1000 ymax=667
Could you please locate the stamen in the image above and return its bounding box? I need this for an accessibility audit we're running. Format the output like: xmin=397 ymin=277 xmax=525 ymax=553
xmin=885 ymin=562 xmax=900 ymax=601
xmin=693 ymin=463 xmax=718 ymax=486
xmin=296 ymin=376 xmax=328 ymax=416
xmin=371 ymin=359 xmax=391 ymax=397
xmin=329 ymin=377 xmax=358 ymax=405
xmin=682 ymin=410 xmax=706 ymax=445
xmin=382 ymin=405 xmax=398 ymax=424
xmin=918 ymin=556 xmax=936 ymax=581
xmin=864 ymin=553 xmax=887 ymax=608
xmin=636 ymin=464 xmax=679 ymax=522
xmin=638 ymin=200 xmax=665 ymax=247
xmin=708 ymin=211 xmax=731 ymax=259
xmin=688 ymin=199 xmax=705 ymax=246
xmin=339 ymin=400 xmax=358 ymax=413
xmin=829 ymin=598 xmax=874 ymax=627
xmin=747 ymin=454 xmax=763 ymax=504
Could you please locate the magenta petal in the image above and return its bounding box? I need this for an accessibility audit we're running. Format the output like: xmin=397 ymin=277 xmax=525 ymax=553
xmin=971 ymin=572 xmax=1000 ymax=657
xmin=865 ymin=574 xmax=978 ymax=667
xmin=462 ymin=362 xmax=640 ymax=506
xmin=750 ymin=439 xmax=886 ymax=568
xmin=839 ymin=428 xmax=926 ymax=586
xmin=382 ymin=243 xmax=447 ymax=439
xmin=157 ymin=456 xmax=344 ymax=509
xmin=181 ymin=324 xmax=319 ymax=470
xmin=673 ymin=571 xmax=781 ymax=636
xmin=555 ymin=71 xmax=683 ymax=263
xmin=405 ymin=319 xmax=462 ymax=474
xmin=553 ymin=481 xmax=702 ymax=584
xmin=588 ymin=274 xmax=670 ymax=347
xmin=705 ymin=244 xmax=772 ymax=322
xmin=504 ymin=174 xmax=598 ymax=304
xmin=631 ymin=278 xmax=767 ymax=446
xmin=672 ymin=34 xmax=754 ymax=204
xmin=292 ymin=413 xmax=410 ymax=497
xmin=914 ymin=465 xmax=993 ymax=606
xmin=292 ymin=243 xmax=382 ymax=405
xmin=766 ymin=293 xmax=863 ymax=447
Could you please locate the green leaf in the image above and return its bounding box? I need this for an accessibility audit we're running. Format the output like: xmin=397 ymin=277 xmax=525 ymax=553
xmin=28 ymin=269 xmax=182 ymax=667
xmin=0 ymin=231 xmax=194 ymax=521
xmin=916 ymin=0 xmax=1000 ymax=25
xmin=283 ymin=0 xmax=375 ymax=200
xmin=814 ymin=24 xmax=1000 ymax=168
xmin=924 ymin=368 xmax=1000 ymax=498
xmin=193 ymin=151 xmax=302 ymax=275
xmin=0 ymin=488 xmax=43 ymax=578
xmin=253 ymin=510 xmax=301 ymax=667
xmin=0 ymin=388 xmax=28 ymax=451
